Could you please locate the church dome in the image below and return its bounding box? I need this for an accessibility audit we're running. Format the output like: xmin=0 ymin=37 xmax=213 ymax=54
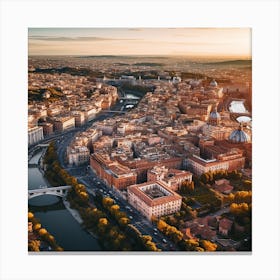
xmin=210 ymin=79 xmax=218 ymax=87
xmin=229 ymin=127 xmax=250 ymax=143
xmin=209 ymin=111 xmax=221 ymax=120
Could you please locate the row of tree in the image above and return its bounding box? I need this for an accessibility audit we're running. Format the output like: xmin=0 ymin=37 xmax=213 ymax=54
xmin=156 ymin=218 xmax=217 ymax=252
xmin=200 ymin=170 xmax=243 ymax=185
xmin=227 ymin=191 xmax=252 ymax=204
xmin=44 ymin=142 xmax=160 ymax=251
xmin=97 ymin=195 xmax=160 ymax=251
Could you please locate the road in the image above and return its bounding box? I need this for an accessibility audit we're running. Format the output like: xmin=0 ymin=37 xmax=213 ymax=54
xmin=73 ymin=167 xmax=177 ymax=251
xmin=50 ymin=97 xmax=177 ymax=251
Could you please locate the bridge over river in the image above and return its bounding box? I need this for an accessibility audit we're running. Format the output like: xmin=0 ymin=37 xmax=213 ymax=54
xmin=28 ymin=186 xmax=72 ymax=200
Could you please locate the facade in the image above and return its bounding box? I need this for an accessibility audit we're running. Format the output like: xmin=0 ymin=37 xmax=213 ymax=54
xmin=53 ymin=116 xmax=75 ymax=132
xmin=188 ymin=152 xmax=245 ymax=176
xmin=28 ymin=126 xmax=44 ymax=146
xmin=82 ymin=107 xmax=99 ymax=122
xmin=67 ymin=146 xmax=90 ymax=166
xmin=73 ymin=112 xmax=85 ymax=127
xmin=147 ymin=165 xmax=193 ymax=191
xmin=40 ymin=122 xmax=53 ymax=136
xmin=127 ymin=181 xmax=182 ymax=220
xmin=90 ymin=153 xmax=137 ymax=190
xmin=118 ymin=157 xmax=183 ymax=183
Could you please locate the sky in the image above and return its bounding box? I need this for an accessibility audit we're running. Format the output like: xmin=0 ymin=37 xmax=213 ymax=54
xmin=28 ymin=28 xmax=251 ymax=58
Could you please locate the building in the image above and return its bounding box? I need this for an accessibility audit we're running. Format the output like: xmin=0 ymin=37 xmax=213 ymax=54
xmin=53 ymin=116 xmax=75 ymax=132
xmin=147 ymin=165 xmax=193 ymax=191
xmin=39 ymin=122 xmax=53 ymax=136
xmin=67 ymin=146 xmax=90 ymax=166
xmin=188 ymin=155 xmax=228 ymax=176
xmin=212 ymin=179 xmax=234 ymax=194
xmin=229 ymin=125 xmax=251 ymax=143
xmin=208 ymin=108 xmax=221 ymax=126
xmin=187 ymin=151 xmax=245 ymax=176
xmin=90 ymin=153 xmax=137 ymax=190
xmin=127 ymin=181 xmax=182 ymax=220
xmin=73 ymin=112 xmax=85 ymax=127
xmin=118 ymin=157 xmax=183 ymax=183
xmin=184 ymin=216 xmax=218 ymax=240
xmin=28 ymin=126 xmax=44 ymax=146
xmin=81 ymin=107 xmax=100 ymax=122
xmin=219 ymin=218 xmax=233 ymax=236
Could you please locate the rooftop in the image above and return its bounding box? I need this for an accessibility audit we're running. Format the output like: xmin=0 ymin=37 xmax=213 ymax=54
xmin=142 ymin=184 xmax=169 ymax=199
xmin=128 ymin=181 xmax=182 ymax=207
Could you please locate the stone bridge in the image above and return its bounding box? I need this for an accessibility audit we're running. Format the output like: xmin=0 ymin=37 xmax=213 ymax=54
xmin=28 ymin=186 xmax=72 ymax=200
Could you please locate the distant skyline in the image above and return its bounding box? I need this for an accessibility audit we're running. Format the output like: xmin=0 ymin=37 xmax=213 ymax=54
xmin=29 ymin=28 xmax=251 ymax=58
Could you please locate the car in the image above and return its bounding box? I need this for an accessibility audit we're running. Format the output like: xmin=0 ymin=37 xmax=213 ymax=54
xmin=154 ymin=232 xmax=158 ymax=236
xmin=129 ymin=216 xmax=133 ymax=219
xmin=162 ymin=239 xmax=167 ymax=243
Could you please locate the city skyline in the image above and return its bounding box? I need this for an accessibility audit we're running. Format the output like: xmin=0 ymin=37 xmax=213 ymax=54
xmin=29 ymin=28 xmax=251 ymax=58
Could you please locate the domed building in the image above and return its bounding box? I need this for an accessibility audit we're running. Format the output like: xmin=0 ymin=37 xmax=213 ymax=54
xmin=208 ymin=107 xmax=221 ymax=125
xmin=229 ymin=125 xmax=251 ymax=143
xmin=210 ymin=79 xmax=218 ymax=87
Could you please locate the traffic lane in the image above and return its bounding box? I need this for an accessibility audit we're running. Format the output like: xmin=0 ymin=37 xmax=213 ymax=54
xmin=76 ymin=177 xmax=169 ymax=246
xmin=67 ymin=167 xmax=178 ymax=250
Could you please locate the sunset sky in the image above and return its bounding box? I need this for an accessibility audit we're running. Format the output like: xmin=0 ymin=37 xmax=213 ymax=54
xmin=29 ymin=28 xmax=251 ymax=58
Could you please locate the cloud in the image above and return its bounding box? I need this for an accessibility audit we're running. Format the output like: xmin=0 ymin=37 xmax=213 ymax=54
xmin=29 ymin=36 xmax=138 ymax=42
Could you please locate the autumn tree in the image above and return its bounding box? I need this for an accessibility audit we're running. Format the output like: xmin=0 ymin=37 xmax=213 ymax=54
xmin=200 ymin=240 xmax=217 ymax=251
xmin=28 ymin=212 xmax=34 ymax=220
xmin=102 ymin=197 xmax=114 ymax=209
xmin=230 ymin=203 xmax=250 ymax=217
xmin=180 ymin=181 xmax=195 ymax=194
xmin=28 ymin=240 xmax=41 ymax=252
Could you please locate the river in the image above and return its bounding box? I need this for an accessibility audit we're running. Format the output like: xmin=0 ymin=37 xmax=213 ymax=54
xmin=28 ymin=149 xmax=102 ymax=251
xmin=28 ymin=91 xmax=141 ymax=251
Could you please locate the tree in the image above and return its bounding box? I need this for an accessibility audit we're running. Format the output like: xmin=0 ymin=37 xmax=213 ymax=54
xmin=195 ymin=247 xmax=205 ymax=252
xmin=102 ymin=197 xmax=114 ymax=209
xmin=230 ymin=203 xmax=250 ymax=217
xmin=98 ymin=218 xmax=109 ymax=234
xmin=242 ymin=180 xmax=252 ymax=190
xmin=180 ymin=181 xmax=194 ymax=194
xmin=157 ymin=219 xmax=168 ymax=233
xmin=33 ymin=223 xmax=42 ymax=231
xmin=110 ymin=204 xmax=120 ymax=214
xmin=234 ymin=191 xmax=252 ymax=204
xmin=200 ymin=240 xmax=217 ymax=251
xmin=55 ymin=246 xmax=64 ymax=251
xmin=200 ymin=173 xmax=210 ymax=184
xmin=28 ymin=212 xmax=34 ymax=220
xmin=179 ymin=239 xmax=200 ymax=251
xmin=38 ymin=228 xmax=48 ymax=236
xmin=79 ymin=191 xmax=89 ymax=201
xmin=118 ymin=217 xmax=129 ymax=227
xmin=28 ymin=240 xmax=41 ymax=251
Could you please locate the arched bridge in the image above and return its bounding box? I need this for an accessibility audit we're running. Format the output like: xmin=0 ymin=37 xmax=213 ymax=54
xmin=28 ymin=186 xmax=72 ymax=200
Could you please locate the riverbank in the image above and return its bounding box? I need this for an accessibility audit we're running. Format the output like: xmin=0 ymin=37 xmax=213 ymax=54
xmin=29 ymin=149 xmax=101 ymax=251
xmin=62 ymin=197 xmax=83 ymax=224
